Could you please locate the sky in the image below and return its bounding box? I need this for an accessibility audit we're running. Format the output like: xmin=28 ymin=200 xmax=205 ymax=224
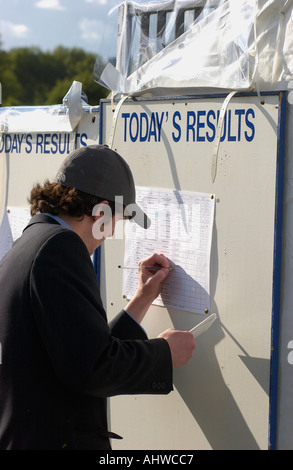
xmin=0 ymin=0 xmax=122 ymax=56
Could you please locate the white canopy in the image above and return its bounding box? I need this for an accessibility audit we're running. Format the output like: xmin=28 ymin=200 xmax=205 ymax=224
xmin=94 ymin=0 xmax=293 ymax=96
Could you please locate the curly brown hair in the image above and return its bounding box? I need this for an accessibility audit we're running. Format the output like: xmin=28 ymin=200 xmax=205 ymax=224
xmin=29 ymin=180 xmax=116 ymax=218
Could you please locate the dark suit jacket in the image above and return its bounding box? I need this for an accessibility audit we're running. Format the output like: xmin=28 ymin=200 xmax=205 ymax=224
xmin=0 ymin=214 xmax=173 ymax=450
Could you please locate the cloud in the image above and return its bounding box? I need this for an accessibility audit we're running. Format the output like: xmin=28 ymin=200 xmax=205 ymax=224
xmin=35 ymin=0 xmax=65 ymax=10
xmin=1 ymin=20 xmax=29 ymax=39
xmin=79 ymin=18 xmax=102 ymax=41
xmin=84 ymin=0 xmax=109 ymax=4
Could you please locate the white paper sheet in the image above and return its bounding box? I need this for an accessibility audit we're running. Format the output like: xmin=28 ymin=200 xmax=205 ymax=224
xmin=0 ymin=210 xmax=14 ymax=261
xmin=122 ymin=187 xmax=215 ymax=314
xmin=7 ymin=207 xmax=31 ymax=241
xmin=0 ymin=207 xmax=31 ymax=261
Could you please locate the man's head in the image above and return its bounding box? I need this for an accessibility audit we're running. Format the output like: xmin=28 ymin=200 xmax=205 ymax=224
xmin=55 ymin=144 xmax=150 ymax=229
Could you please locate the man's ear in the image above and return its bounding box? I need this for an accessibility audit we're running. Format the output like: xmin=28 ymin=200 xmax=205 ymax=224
xmin=92 ymin=201 xmax=113 ymax=239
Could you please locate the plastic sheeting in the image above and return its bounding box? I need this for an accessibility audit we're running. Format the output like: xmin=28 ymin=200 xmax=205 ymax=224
xmin=94 ymin=0 xmax=293 ymax=96
xmin=0 ymin=81 xmax=85 ymax=133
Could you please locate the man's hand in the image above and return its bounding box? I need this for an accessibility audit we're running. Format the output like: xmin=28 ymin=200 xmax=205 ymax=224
xmin=138 ymin=253 xmax=171 ymax=303
xmin=158 ymin=329 xmax=196 ymax=368
xmin=124 ymin=253 xmax=171 ymax=324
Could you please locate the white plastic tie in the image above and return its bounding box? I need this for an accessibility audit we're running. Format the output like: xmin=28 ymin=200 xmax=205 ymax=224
xmin=108 ymin=95 xmax=129 ymax=149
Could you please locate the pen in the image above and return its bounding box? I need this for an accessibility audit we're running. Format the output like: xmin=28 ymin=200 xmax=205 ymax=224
xmin=118 ymin=265 xmax=175 ymax=271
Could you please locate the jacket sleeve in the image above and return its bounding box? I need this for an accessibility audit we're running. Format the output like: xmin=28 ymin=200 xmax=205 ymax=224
xmin=109 ymin=310 xmax=148 ymax=340
xmin=30 ymin=230 xmax=173 ymax=398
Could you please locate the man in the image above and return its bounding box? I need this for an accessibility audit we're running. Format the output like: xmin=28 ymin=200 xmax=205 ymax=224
xmin=0 ymin=144 xmax=195 ymax=450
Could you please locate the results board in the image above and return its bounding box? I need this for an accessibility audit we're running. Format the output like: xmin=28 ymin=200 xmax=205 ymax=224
xmin=100 ymin=92 xmax=286 ymax=450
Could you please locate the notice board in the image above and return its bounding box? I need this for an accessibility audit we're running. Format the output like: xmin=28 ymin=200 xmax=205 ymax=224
xmin=99 ymin=92 xmax=286 ymax=450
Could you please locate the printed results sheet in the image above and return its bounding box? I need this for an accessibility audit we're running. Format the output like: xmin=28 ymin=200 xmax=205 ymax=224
xmin=122 ymin=187 xmax=215 ymax=315
xmin=0 ymin=207 xmax=31 ymax=261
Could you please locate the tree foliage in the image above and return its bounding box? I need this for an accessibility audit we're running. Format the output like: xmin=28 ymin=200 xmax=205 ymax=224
xmin=0 ymin=46 xmax=109 ymax=107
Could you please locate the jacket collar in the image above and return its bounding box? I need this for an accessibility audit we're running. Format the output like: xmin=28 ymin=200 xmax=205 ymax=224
xmin=23 ymin=213 xmax=61 ymax=232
